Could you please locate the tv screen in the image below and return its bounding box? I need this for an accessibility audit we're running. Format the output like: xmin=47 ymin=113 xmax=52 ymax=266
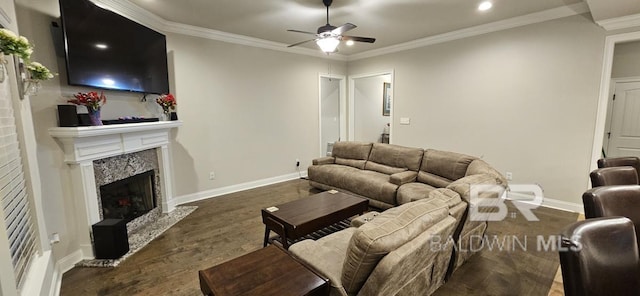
xmin=59 ymin=0 xmax=169 ymax=94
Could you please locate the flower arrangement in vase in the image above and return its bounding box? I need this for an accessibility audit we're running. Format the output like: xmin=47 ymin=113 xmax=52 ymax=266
xmin=67 ymin=91 xmax=107 ymax=126
xmin=156 ymin=93 xmax=176 ymax=121
xmin=0 ymin=28 xmax=55 ymax=95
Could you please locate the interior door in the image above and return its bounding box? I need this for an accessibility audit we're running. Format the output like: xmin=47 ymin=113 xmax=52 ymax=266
xmin=607 ymin=81 xmax=640 ymax=157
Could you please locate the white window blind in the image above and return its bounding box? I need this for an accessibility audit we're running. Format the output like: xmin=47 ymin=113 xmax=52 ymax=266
xmin=0 ymin=76 xmax=37 ymax=289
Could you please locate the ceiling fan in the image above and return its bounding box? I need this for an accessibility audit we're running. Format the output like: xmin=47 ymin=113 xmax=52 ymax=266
xmin=287 ymin=0 xmax=376 ymax=53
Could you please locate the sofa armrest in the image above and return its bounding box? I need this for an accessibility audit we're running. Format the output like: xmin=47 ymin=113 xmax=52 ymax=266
xmin=313 ymin=156 xmax=335 ymax=165
xmin=446 ymin=174 xmax=502 ymax=202
xmin=390 ymin=171 xmax=418 ymax=186
xmin=350 ymin=211 xmax=380 ymax=227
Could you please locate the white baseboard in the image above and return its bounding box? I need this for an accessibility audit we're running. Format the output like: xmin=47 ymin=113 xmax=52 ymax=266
xmin=173 ymin=172 xmax=307 ymax=206
xmin=51 ymin=249 xmax=83 ymax=296
xmin=506 ymin=194 xmax=583 ymax=214
xmin=540 ymin=197 xmax=584 ymax=214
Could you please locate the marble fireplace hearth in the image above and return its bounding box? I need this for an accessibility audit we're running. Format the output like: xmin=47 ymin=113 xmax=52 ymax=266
xmin=50 ymin=121 xmax=181 ymax=258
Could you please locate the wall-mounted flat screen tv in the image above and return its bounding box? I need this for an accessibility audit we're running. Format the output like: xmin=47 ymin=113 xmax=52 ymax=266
xmin=59 ymin=0 xmax=169 ymax=94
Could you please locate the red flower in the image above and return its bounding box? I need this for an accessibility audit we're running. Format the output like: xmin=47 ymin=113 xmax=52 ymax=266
xmin=156 ymin=93 xmax=176 ymax=110
xmin=67 ymin=91 xmax=106 ymax=111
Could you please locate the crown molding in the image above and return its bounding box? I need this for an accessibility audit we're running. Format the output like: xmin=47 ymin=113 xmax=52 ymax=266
xmin=94 ymin=1 xmax=588 ymax=62
xmin=347 ymin=2 xmax=591 ymax=61
xmin=164 ymin=22 xmax=348 ymax=61
xmin=597 ymin=13 xmax=640 ymax=31
xmin=91 ymin=0 xmax=347 ymax=61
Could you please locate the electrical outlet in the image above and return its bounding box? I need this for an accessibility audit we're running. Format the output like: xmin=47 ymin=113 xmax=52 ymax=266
xmin=296 ymin=159 xmax=300 ymax=167
xmin=50 ymin=233 xmax=60 ymax=245
xmin=505 ymin=172 xmax=513 ymax=181
xmin=209 ymin=171 xmax=215 ymax=180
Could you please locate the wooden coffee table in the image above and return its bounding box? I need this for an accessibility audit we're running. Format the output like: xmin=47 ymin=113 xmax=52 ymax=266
xmin=261 ymin=190 xmax=368 ymax=249
xmin=199 ymin=245 xmax=329 ymax=296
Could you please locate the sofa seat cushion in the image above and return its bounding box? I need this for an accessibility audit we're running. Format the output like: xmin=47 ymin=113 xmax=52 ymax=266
xmin=396 ymin=182 xmax=438 ymax=205
xmin=418 ymin=149 xmax=476 ymax=187
xmin=347 ymin=170 xmax=399 ymax=206
xmin=341 ymin=199 xmax=450 ymax=294
xmin=308 ymin=164 xmax=363 ymax=189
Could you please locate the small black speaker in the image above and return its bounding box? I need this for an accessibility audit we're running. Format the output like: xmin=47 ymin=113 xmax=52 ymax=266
xmin=92 ymin=219 xmax=129 ymax=259
xmin=170 ymin=112 xmax=178 ymax=121
xmin=78 ymin=113 xmax=91 ymax=126
xmin=57 ymin=105 xmax=78 ymax=127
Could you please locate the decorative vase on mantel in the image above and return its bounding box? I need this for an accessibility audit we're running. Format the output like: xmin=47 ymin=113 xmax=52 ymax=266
xmin=87 ymin=106 xmax=103 ymax=126
xmin=161 ymin=108 xmax=171 ymax=121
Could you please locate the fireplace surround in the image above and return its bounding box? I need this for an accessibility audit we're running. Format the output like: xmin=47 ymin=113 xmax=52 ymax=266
xmin=50 ymin=121 xmax=181 ymax=258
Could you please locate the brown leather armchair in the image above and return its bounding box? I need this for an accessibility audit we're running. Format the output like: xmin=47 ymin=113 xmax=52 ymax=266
xmin=559 ymin=216 xmax=640 ymax=296
xmin=598 ymin=156 xmax=640 ymax=176
xmin=582 ymin=185 xmax=640 ymax=249
xmin=589 ymin=166 xmax=638 ymax=187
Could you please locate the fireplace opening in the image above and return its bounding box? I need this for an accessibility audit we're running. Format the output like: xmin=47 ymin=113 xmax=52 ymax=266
xmin=99 ymin=170 xmax=157 ymax=221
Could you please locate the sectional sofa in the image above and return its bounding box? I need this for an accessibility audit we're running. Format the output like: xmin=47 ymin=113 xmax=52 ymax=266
xmin=304 ymin=141 xmax=507 ymax=283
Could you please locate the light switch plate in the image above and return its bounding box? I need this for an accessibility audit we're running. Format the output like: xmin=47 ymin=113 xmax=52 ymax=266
xmin=400 ymin=117 xmax=411 ymax=125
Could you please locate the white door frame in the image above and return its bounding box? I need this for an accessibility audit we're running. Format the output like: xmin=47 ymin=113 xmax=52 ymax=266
xmin=590 ymin=31 xmax=640 ymax=187
xmin=319 ymin=73 xmax=346 ymax=156
xmin=348 ymin=70 xmax=395 ymax=142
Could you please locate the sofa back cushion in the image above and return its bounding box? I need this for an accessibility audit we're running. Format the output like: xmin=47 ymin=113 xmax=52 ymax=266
xmin=364 ymin=143 xmax=424 ymax=175
xmin=466 ymin=159 xmax=508 ymax=186
xmin=417 ymin=149 xmax=476 ymax=187
xmin=341 ymin=199 xmax=449 ymax=294
xmin=332 ymin=141 xmax=373 ymax=169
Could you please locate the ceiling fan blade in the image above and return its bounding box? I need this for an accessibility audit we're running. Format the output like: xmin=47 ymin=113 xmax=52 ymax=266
xmin=331 ymin=23 xmax=356 ymax=35
xmin=287 ymin=29 xmax=318 ymax=36
xmin=342 ymin=35 xmax=376 ymax=43
xmin=288 ymin=39 xmax=316 ymax=48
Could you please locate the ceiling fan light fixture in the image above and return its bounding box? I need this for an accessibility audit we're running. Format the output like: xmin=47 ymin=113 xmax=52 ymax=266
xmin=316 ymin=36 xmax=340 ymax=53
xmin=478 ymin=1 xmax=493 ymax=11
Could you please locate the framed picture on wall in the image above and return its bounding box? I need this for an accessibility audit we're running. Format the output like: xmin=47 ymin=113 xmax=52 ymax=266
xmin=382 ymin=82 xmax=391 ymax=116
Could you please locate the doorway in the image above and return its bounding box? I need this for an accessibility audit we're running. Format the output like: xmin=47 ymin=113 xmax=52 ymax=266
xmin=348 ymin=71 xmax=394 ymax=143
xmin=319 ymin=74 xmax=346 ymax=156
xmin=591 ymin=32 xmax=640 ymax=176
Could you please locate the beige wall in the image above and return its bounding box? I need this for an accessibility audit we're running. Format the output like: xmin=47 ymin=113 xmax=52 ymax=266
xmin=612 ymin=40 xmax=640 ymax=78
xmin=167 ymin=33 xmax=346 ymax=195
xmin=348 ymin=14 xmax=606 ymax=205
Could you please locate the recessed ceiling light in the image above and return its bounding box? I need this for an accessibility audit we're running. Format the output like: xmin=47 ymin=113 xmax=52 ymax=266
xmin=345 ymin=40 xmax=355 ymax=46
xmin=478 ymin=1 xmax=493 ymax=11
xmin=95 ymin=43 xmax=108 ymax=49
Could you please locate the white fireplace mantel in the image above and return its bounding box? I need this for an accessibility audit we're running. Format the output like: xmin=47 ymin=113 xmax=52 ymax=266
xmin=49 ymin=121 xmax=182 ymax=258
xmin=49 ymin=121 xmax=182 ymax=164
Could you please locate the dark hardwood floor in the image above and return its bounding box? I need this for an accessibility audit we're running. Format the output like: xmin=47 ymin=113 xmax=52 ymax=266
xmin=60 ymin=179 xmax=577 ymax=295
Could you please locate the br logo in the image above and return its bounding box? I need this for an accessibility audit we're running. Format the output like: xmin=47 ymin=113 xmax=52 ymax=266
xmin=469 ymin=184 xmax=543 ymax=221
